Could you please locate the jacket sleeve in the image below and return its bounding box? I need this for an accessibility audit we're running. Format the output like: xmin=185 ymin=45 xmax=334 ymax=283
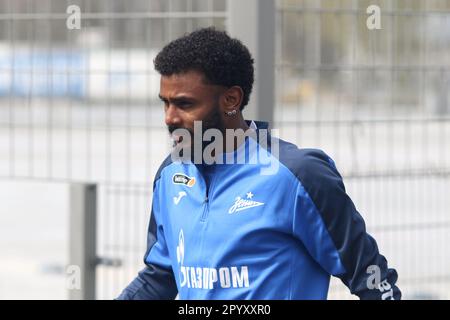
xmin=117 ymin=178 xmax=178 ymax=300
xmin=292 ymin=149 xmax=401 ymax=300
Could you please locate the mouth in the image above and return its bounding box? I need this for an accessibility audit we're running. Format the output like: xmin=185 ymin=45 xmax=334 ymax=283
xmin=169 ymin=127 xmax=195 ymax=148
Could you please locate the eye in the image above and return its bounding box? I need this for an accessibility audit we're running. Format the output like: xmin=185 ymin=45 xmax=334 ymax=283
xmin=176 ymin=101 xmax=193 ymax=109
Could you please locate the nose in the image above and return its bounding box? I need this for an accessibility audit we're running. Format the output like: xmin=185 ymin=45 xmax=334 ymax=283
xmin=165 ymin=104 xmax=182 ymax=127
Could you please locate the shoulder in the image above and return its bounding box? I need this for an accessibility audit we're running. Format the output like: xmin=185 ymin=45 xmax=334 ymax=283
xmin=153 ymin=154 xmax=173 ymax=187
xmin=276 ymin=139 xmax=343 ymax=191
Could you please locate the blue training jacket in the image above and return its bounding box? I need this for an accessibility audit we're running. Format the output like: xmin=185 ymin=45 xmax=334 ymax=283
xmin=117 ymin=120 xmax=401 ymax=300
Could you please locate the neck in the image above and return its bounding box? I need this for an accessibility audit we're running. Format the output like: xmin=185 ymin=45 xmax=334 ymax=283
xmin=223 ymin=114 xmax=251 ymax=153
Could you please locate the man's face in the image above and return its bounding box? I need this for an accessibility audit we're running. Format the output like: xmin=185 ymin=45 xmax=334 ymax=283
xmin=159 ymin=70 xmax=225 ymax=150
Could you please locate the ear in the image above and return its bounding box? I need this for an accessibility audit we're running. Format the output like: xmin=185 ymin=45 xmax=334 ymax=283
xmin=220 ymin=86 xmax=243 ymax=114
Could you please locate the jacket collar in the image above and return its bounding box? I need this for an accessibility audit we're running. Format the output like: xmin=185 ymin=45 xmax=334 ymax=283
xmin=245 ymin=120 xmax=269 ymax=130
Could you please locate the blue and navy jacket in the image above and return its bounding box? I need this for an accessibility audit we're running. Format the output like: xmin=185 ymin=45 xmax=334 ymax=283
xmin=118 ymin=121 xmax=401 ymax=300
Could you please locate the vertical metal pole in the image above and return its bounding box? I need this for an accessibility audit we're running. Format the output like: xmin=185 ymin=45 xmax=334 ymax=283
xmin=437 ymin=71 xmax=449 ymax=115
xmin=227 ymin=0 xmax=275 ymax=126
xmin=69 ymin=183 xmax=97 ymax=300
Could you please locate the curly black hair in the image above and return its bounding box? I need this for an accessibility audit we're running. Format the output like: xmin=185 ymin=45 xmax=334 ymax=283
xmin=154 ymin=27 xmax=254 ymax=110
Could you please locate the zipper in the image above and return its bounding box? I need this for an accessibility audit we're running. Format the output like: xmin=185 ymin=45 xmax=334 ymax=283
xmin=200 ymin=195 xmax=209 ymax=222
xmin=200 ymin=172 xmax=214 ymax=222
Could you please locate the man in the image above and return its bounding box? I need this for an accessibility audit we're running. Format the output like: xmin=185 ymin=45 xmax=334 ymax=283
xmin=117 ymin=27 xmax=401 ymax=300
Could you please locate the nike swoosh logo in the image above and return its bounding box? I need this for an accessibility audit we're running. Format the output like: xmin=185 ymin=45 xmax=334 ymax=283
xmin=173 ymin=191 xmax=187 ymax=205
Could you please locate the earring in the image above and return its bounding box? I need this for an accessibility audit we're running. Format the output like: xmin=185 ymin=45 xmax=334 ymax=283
xmin=226 ymin=110 xmax=237 ymax=116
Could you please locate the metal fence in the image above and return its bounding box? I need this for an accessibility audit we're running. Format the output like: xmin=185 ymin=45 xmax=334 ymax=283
xmin=0 ymin=0 xmax=449 ymax=300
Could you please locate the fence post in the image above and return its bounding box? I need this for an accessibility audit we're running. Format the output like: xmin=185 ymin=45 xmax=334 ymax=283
xmin=68 ymin=183 xmax=97 ymax=300
xmin=227 ymin=0 xmax=275 ymax=126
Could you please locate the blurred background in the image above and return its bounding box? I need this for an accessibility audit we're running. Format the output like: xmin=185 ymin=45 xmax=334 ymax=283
xmin=0 ymin=0 xmax=449 ymax=300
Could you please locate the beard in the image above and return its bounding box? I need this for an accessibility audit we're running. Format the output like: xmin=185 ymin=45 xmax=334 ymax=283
xmin=167 ymin=105 xmax=225 ymax=163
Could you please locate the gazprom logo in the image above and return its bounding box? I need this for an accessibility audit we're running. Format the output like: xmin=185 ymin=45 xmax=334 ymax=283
xmin=176 ymin=229 xmax=250 ymax=290
xmin=176 ymin=229 xmax=185 ymax=265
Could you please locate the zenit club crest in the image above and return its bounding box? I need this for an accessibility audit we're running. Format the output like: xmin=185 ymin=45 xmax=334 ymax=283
xmin=172 ymin=174 xmax=196 ymax=187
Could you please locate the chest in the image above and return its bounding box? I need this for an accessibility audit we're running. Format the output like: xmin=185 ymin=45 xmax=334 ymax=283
xmin=159 ymin=167 xmax=296 ymax=244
